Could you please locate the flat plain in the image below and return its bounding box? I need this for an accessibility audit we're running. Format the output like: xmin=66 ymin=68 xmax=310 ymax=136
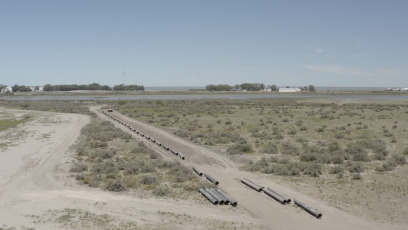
xmin=0 ymin=93 xmax=407 ymax=229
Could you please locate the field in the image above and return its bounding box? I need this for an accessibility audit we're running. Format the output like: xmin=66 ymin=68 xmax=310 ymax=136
xmin=0 ymin=95 xmax=407 ymax=229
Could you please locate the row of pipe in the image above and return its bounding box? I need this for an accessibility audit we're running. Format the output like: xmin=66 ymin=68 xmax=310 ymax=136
xmin=102 ymin=110 xmax=185 ymax=161
xmin=192 ymin=166 xmax=219 ymax=185
xmin=240 ymin=177 xmax=322 ymax=218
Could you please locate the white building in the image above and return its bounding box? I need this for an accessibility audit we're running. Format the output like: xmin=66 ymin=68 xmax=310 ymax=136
xmin=1 ymin=86 xmax=13 ymax=93
xmin=278 ymin=88 xmax=302 ymax=93
xmin=401 ymin=88 xmax=408 ymax=91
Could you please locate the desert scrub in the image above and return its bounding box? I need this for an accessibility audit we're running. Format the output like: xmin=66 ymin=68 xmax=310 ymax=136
xmin=107 ymin=99 xmax=408 ymax=177
xmin=71 ymin=119 xmax=198 ymax=198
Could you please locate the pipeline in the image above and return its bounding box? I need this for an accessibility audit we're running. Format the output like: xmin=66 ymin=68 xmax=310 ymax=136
xmin=204 ymin=173 xmax=219 ymax=185
xmin=263 ymin=190 xmax=286 ymax=204
xmin=210 ymin=189 xmax=229 ymax=205
xmin=205 ymin=188 xmax=224 ymax=205
xmin=151 ymin=138 xmax=156 ymax=143
xmin=178 ymin=152 xmax=185 ymax=160
xmin=216 ymin=189 xmax=237 ymax=206
xmin=156 ymin=141 xmax=161 ymax=146
xmin=267 ymin=187 xmax=291 ymax=203
xmin=192 ymin=166 xmax=203 ymax=176
xmin=145 ymin=135 xmax=150 ymax=140
xmin=198 ymin=188 xmax=218 ymax=205
xmin=294 ymin=199 xmax=322 ymax=218
xmin=240 ymin=178 xmax=263 ymax=192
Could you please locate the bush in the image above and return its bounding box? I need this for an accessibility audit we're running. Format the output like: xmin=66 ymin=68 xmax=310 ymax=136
xmin=140 ymin=175 xmax=157 ymax=185
xmin=348 ymin=162 xmax=364 ymax=173
xmin=329 ymin=166 xmax=344 ymax=175
xmin=261 ymin=142 xmax=278 ymax=154
xmin=280 ymin=141 xmax=300 ymax=155
xmin=106 ymin=179 xmax=126 ymax=192
xmin=70 ymin=163 xmax=88 ymax=173
xmin=352 ymin=173 xmax=362 ymax=180
xmin=152 ymin=185 xmax=170 ymax=197
xmin=227 ymin=139 xmax=253 ymax=155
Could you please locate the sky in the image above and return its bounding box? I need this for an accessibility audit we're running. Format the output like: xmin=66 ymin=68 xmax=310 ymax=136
xmin=0 ymin=0 xmax=407 ymax=87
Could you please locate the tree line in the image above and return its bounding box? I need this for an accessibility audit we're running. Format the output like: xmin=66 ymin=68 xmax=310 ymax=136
xmin=43 ymin=83 xmax=144 ymax=91
xmin=206 ymin=83 xmax=316 ymax=92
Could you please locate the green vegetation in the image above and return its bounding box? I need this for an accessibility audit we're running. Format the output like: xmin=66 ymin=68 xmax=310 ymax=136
xmin=0 ymin=115 xmax=31 ymax=131
xmin=110 ymin=99 xmax=407 ymax=179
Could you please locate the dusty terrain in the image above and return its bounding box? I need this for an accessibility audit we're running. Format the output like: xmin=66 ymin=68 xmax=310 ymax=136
xmin=0 ymin=106 xmax=406 ymax=229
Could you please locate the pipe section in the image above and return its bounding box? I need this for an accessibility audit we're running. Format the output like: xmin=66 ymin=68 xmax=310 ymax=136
xmin=216 ymin=189 xmax=237 ymax=206
xmin=192 ymin=166 xmax=203 ymax=176
xmin=211 ymin=189 xmax=229 ymax=205
xmin=199 ymin=188 xmax=218 ymax=205
xmin=240 ymin=178 xmax=263 ymax=192
xmin=205 ymin=188 xmax=224 ymax=205
xmin=178 ymin=152 xmax=185 ymax=160
xmin=294 ymin=200 xmax=322 ymax=218
xmin=204 ymin=173 xmax=219 ymax=185
xmin=267 ymin=187 xmax=291 ymax=203
xmin=263 ymin=190 xmax=287 ymax=204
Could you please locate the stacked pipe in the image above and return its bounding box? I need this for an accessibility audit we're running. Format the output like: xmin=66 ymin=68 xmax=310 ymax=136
xmin=294 ymin=200 xmax=322 ymax=218
xmin=267 ymin=187 xmax=291 ymax=203
xmin=198 ymin=188 xmax=237 ymax=206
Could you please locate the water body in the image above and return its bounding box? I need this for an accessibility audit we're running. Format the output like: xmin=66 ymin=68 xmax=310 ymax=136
xmin=2 ymin=93 xmax=408 ymax=101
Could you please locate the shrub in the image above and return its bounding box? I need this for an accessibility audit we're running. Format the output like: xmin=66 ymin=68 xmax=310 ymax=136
xmin=352 ymin=173 xmax=362 ymax=180
xmin=280 ymin=141 xmax=300 ymax=155
xmin=403 ymin=147 xmax=408 ymax=156
xmin=348 ymin=162 xmax=364 ymax=173
xmin=106 ymin=179 xmax=126 ymax=192
xmin=261 ymin=142 xmax=278 ymax=154
xmin=300 ymin=152 xmax=318 ymax=162
xmin=140 ymin=175 xmax=157 ymax=185
xmin=152 ymin=185 xmax=170 ymax=197
xmin=227 ymin=139 xmax=253 ymax=155
xmin=300 ymin=163 xmax=322 ymax=177
xmin=329 ymin=166 xmax=344 ymax=175
xmin=70 ymin=163 xmax=88 ymax=173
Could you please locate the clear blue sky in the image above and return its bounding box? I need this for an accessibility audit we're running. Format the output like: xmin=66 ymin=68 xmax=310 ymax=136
xmin=1 ymin=0 xmax=407 ymax=87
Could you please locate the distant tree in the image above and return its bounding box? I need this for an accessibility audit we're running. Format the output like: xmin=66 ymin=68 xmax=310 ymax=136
xmin=240 ymin=83 xmax=265 ymax=91
xmin=271 ymin=85 xmax=278 ymax=91
xmin=206 ymin=84 xmax=232 ymax=91
xmin=113 ymin=84 xmax=144 ymax=91
xmin=12 ymin=84 xmax=32 ymax=92
xmin=308 ymin=85 xmax=316 ymax=92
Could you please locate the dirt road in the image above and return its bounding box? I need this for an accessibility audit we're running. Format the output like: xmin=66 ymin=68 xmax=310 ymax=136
xmin=93 ymin=107 xmax=407 ymax=230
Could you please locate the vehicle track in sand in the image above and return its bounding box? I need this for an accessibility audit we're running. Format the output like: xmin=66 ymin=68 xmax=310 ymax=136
xmin=92 ymin=106 xmax=407 ymax=230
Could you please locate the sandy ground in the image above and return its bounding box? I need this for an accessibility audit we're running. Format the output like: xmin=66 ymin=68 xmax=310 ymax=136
xmin=1 ymin=106 xmax=406 ymax=229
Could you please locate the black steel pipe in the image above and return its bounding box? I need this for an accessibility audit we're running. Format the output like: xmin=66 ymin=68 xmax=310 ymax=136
xmin=199 ymin=188 xmax=218 ymax=205
xmin=192 ymin=166 xmax=203 ymax=176
xmin=216 ymin=189 xmax=237 ymax=206
xmin=264 ymin=190 xmax=287 ymax=204
xmin=267 ymin=187 xmax=291 ymax=203
xmin=169 ymin=148 xmax=178 ymax=155
xmin=240 ymin=179 xmax=263 ymax=192
xmin=205 ymin=188 xmax=224 ymax=205
xmin=294 ymin=199 xmax=322 ymax=218
xmin=162 ymin=144 xmax=169 ymax=150
xmin=204 ymin=173 xmax=219 ymax=185
xmin=178 ymin=152 xmax=185 ymax=160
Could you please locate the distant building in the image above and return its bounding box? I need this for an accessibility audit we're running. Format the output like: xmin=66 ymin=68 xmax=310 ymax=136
xmin=401 ymin=88 xmax=408 ymax=91
xmin=261 ymin=88 xmax=272 ymax=92
xmin=278 ymin=88 xmax=301 ymax=93
xmin=1 ymin=86 xmax=13 ymax=93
